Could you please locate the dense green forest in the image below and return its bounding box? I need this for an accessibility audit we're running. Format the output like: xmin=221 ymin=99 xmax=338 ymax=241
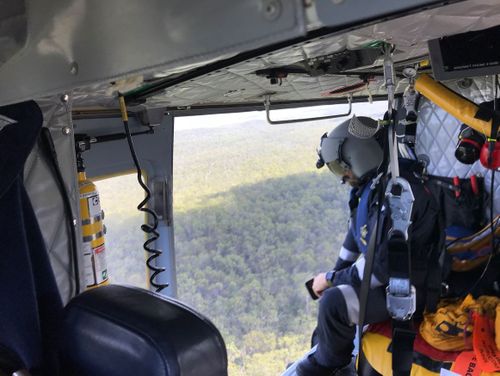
xmin=173 ymin=115 xmax=351 ymax=375
xmin=97 ymin=104 xmax=386 ymax=375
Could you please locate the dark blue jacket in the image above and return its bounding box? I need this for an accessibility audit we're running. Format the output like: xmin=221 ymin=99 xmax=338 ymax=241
xmin=332 ymin=166 xmax=441 ymax=296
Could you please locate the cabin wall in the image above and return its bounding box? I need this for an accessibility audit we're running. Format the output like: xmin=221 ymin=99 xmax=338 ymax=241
xmin=415 ymin=97 xmax=500 ymax=216
xmin=24 ymin=95 xmax=83 ymax=304
xmin=75 ymin=114 xmax=177 ymax=297
xmin=24 ymin=104 xmax=178 ymax=301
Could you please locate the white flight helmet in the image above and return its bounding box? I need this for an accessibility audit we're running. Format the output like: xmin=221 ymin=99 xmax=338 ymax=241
xmin=317 ymin=116 xmax=383 ymax=180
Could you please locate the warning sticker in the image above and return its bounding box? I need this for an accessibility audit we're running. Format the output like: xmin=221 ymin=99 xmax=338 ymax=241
xmin=93 ymin=244 xmax=108 ymax=285
xmin=87 ymin=195 xmax=101 ymax=218
xmin=83 ymin=242 xmax=95 ymax=287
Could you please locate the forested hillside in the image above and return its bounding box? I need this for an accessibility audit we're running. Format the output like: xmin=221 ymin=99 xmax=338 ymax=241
xmin=98 ymin=103 xmax=387 ymax=375
xmin=172 ymin=114 xmax=352 ymax=375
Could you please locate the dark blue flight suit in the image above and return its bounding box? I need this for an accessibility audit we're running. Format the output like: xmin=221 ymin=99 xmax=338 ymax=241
xmin=313 ymin=167 xmax=440 ymax=369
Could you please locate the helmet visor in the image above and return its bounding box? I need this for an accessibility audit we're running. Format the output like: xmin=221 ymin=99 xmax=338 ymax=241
xmin=326 ymin=160 xmax=348 ymax=177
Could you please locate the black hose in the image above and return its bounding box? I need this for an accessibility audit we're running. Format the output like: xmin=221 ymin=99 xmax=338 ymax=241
xmin=118 ymin=95 xmax=168 ymax=292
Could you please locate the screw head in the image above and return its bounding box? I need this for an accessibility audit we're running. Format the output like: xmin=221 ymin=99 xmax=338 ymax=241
xmin=262 ymin=0 xmax=281 ymax=21
xmin=69 ymin=62 xmax=79 ymax=75
xmin=457 ymin=77 xmax=473 ymax=89
xmin=62 ymin=126 xmax=71 ymax=135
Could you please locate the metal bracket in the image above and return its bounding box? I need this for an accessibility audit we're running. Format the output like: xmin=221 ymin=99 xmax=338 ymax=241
xmin=385 ymin=177 xmax=414 ymax=240
xmin=137 ymin=107 xmax=166 ymax=127
xmin=386 ymin=283 xmax=416 ymax=321
xmin=264 ymin=94 xmax=352 ymax=125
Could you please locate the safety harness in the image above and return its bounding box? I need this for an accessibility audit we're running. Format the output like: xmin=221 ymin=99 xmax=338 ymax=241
xmin=358 ymin=44 xmax=418 ymax=376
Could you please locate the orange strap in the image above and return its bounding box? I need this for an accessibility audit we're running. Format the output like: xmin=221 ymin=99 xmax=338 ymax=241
xmin=452 ymin=351 xmax=482 ymax=376
xmin=473 ymin=313 xmax=500 ymax=372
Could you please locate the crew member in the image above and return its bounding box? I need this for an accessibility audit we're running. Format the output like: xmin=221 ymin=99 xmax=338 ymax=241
xmin=296 ymin=116 xmax=440 ymax=376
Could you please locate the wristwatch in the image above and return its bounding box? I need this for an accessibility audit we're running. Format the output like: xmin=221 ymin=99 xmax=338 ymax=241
xmin=325 ymin=270 xmax=336 ymax=287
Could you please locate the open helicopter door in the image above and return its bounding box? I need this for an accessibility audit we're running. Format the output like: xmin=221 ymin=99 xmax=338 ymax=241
xmin=72 ymin=107 xmax=177 ymax=296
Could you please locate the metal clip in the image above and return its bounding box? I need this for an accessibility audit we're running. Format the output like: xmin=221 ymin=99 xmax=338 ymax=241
xmin=385 ymin=177 xmax=414 ymax=240
xmin=370 ymin=172 xmax=383 ymax=190
xmin=386 ymin=282 xmax=416 ymax=321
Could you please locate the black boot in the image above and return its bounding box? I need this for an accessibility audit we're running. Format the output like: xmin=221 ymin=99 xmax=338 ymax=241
xmin=296 ymin=354 xmax=355 ymax=376
xmin=296 ymin=354 xmax=334 ymax=376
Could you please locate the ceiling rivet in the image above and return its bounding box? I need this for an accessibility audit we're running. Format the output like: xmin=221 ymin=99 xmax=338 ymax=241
xmin=69 ymin=62 xmax=79 ymax=75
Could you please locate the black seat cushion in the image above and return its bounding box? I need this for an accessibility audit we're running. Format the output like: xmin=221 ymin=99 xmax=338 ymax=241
xmin=59 ymin=285 xmax=227 ymax=376
xmin=0 ymin=100 xmax=63 ymax=375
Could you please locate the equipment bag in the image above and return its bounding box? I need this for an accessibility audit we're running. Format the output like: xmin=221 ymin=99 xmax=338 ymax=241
xmin=358 ymin=316 xmax=500 ymax=376
xmin=426 ymin=175 xmax=485 ymax=235
xmin=446 ymin=215 xmax=500 ymax=272
xmin=420 ymin=295 xmax=498 ymax=352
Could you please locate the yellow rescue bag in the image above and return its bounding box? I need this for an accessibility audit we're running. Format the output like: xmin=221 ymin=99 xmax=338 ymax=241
xmin=420 ymin=295 xmax=499 ymax=352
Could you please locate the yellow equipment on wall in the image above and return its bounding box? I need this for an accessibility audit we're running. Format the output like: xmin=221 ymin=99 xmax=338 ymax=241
xmin=415 ymin=74 xmax=496 ymax=138
xmin=78 ymin=155 xmax=109 ymax=289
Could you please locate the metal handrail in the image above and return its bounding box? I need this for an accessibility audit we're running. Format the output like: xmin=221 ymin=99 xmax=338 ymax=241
xmin=264 ymin=94 xmax=352 ymax=125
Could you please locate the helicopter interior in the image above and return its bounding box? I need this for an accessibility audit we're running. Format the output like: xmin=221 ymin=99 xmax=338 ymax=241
xmin=0 ymin=0 xmax=499 ymax=375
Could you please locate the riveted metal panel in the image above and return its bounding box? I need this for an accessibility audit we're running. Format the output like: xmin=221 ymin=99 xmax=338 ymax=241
xmin=0 ymin=0 xmax=306 ymax=106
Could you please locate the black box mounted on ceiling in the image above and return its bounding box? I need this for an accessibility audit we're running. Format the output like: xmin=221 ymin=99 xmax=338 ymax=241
xmin=428 ymin=25 xmax=500 ymax=81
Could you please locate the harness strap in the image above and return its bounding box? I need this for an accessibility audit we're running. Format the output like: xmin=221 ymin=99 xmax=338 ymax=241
xmin=385 ymin=177 xmax=416 ymax=376
xmin=425 ymin=212 xmax=447 ymax=312
xmin=391 ymin=321 xmax=416 ymax=376
xmin=387 ymin=234 xmax=416 ymax=376
xmin=357 ymin=176 xmax=386 ymax=373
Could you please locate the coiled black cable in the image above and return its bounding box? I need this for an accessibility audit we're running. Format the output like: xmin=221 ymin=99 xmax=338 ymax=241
xmin=118 ymin=95 xmax=168 ymax=292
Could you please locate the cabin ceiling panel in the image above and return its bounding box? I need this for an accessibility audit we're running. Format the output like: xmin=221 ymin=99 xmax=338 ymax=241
xmin=68 ymin=0 xmax=500 ymax=110
xmin=0 ymin=0 xmax=27 ymax=68
xmin=0 ymin=0 xmax=306 ymax=106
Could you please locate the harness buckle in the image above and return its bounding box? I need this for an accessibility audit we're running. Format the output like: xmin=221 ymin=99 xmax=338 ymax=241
xmin=386 ymin=279 xmax=416 ymax=321
xmin=385 ymin=177 xmax=416 ymax=321
xmin=385 ymin=177 xmax=414 ymax=241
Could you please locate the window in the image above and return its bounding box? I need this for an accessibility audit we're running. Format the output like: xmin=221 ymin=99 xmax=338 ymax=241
xmin=94 ymin=174 xmax=148 ymax=288
xmin=173 ymin=101 xmax=388 ymax=375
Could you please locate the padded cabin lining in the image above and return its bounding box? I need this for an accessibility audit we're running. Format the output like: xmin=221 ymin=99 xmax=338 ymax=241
xmin=415 ymin=98 xmax=500 ymax=216
xmin=24 ymin=95 xmax=83 ymax=304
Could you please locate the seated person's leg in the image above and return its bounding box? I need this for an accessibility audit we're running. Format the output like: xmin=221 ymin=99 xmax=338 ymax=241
xmin=298 ymin=285 xmax=388 ymax=375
